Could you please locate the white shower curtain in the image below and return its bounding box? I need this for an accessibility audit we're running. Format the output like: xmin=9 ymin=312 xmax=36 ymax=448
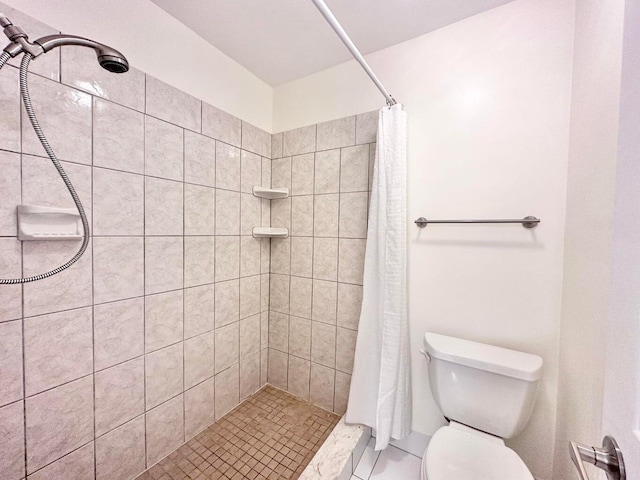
xmin=345 ymin=104 xmax=411 ymax=450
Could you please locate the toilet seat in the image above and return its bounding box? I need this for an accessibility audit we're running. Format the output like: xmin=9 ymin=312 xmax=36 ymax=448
xmin=422 ymin=424 xmax=534 ymax=480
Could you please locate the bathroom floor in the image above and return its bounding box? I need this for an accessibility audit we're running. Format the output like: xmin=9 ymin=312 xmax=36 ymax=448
xmin=135 ymin=386 xmax=340 ymax=480
xmin=352 ymin=437 xmax=423 ymax=480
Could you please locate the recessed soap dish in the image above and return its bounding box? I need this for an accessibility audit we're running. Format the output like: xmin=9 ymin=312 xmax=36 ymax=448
xmin=252 ymin=227 xmax=289 ymax=238
xmin=17 ymin=205 xmax=83 ymax=241
xmin=252 ymin=186 xmax=289 ymax=199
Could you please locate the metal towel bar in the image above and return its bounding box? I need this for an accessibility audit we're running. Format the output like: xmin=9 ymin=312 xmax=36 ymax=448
xmin=414 ymin=216 xmax=540 ymax=229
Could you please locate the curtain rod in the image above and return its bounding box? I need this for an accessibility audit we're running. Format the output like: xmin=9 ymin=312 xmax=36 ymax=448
xmin=309 ymin=0 xmax=397 ymax=106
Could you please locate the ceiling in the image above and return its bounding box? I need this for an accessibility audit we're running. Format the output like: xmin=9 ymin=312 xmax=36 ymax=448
xmin=151 ymin=0 xmax=515 ymax=86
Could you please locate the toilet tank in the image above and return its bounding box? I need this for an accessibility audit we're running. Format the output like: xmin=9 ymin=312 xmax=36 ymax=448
xmin=424 ymin=332 xmax=543 ymax=439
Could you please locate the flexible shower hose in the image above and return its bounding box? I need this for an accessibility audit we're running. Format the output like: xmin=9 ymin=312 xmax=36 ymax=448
xmin=0 ymin=51 xmax=90 ymax=284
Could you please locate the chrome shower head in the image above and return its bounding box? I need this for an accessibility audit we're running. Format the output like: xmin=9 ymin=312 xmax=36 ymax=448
xmin=34 ymin=34 xmax=129 ymax=73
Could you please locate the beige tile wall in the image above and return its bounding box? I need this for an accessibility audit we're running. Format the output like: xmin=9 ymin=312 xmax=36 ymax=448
xmin=0 ymin=4 xmax=272 ymax=479
xmin=268 ymin=111 xmax=378 ymax=415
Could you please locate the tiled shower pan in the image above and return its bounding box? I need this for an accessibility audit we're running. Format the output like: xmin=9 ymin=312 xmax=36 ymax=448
xmin=135 ymin=386 xmax=368 ymax=480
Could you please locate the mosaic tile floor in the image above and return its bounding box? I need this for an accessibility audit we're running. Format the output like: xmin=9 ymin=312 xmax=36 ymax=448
xmin=136 ymin=386 xmax=340 ymax=480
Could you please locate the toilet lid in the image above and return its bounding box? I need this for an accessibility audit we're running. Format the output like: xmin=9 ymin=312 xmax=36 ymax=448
xmin=425 ymin=426 xmax=534 ymax=480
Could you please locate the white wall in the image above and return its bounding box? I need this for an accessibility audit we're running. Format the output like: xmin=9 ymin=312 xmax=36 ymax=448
xmin=553 ymin=1 xmax=625 ymax=479
xmin=274 ymin=1 xmax=575 ymax=479
xmin=2 ymin=0 xmax=273 ymax=131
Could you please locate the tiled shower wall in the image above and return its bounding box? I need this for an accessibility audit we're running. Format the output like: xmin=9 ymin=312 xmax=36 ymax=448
xmin=0 ymin=5 xmax=272 ymax=480
xmin=267 ymin=113 xmax=377 ymax=415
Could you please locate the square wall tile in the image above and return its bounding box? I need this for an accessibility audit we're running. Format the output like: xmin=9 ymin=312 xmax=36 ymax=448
xmin=22 ymin=74 xmax=91 ymax=165
xmin=62 ymin=47 xmax=146 ymax=112
xmin=0 ymin=320 xmax=22 ymax=408
xmin=261 ymin=275 xmax=270 ymax=313
xmin=0 ymin=401 xmax=24 ymax=480
xmin=291 ymin=196 xmax=314 ymax=236
xmin=270 ymin=274 xmax=290 ymax=313
xmin=313 ymin=238 xmax=338 ymax=281
xmin=260 ymin=238 xmax=271 ymax=274
xmin=240 ymin=314 xmax=261 ymax=360
xmin=145 ymin=343 xmax=183 ymax=410
xmin=336 ymin=327 xmax=357 ymax=374
xmin=214 ymin=363 xmax=239 ymax=420
xmin=310 ymin=363 xmax=335 ymax=412
xmin=25 ymin=376 xmax=94 ymax=474
xmin=291 ymin=153 xmax=314 ymax=196
xmin=145 ymin=237 xmax=183 ymax=295
xmin=0 ymin=66 xmax=19 ymax=153
xmin=96 ymin=416 xmax=145 ymax=480
xmin=268 ymin=312 xmax=289 ymax=353
xmin=146 ymin=76 xmax=201 ymax=132
xmin=270 ymin=237 xmax=290 ymax=275
xmin=290 ymin=277 xmax=312 ymax=319
xmin=202 ymin=103 xmax=241 ymax=147
xmin=317 ymin=116 xmax=355 ymax=151
xmin=311 ymin=321 xmax=336 ymax=368
xmin=271 ymin=157 xmax=292 ymax=190
xmin=95 ymin=357 xmax=144 ymax=436
xmin=267 ymin=349 xmax=288 ymax=390
xmin=314 ymin=194 xmax=339 ymax=237
xmin=341 ymin=145 xmax=370 ymax=192
xmin=241 ymin=121 xmax=271 ymax=158
xmin=145 ymin=176 xmax=183 ymax=235
xmin=271 ymin=197 xmax=291 ymax=230
xmin=145 ymin=116 xmax=184 ymax=181
xmin=145 ymin=394 xmax=184 ymax=467
xmin=214 ymin=280 xmax=239 ymax=328
xmin=312 ymin=280 xmax=338 ymax=325
xmin=334 ymin=371 xmax=351 ymax=415
xmin=145 ymin=290 xmax=184 ymax=353
xmin=27 ymin=441 xmax=94 ymax=480
xmin=185 ymin=184 xmax=215 ymax=235
xmin=337 ymin=283 xmax=363 ymax=330
xmin=338 ymin=239 xmax=367 ymax=285
xmin=283 ymin=125 xmax=316 ymax=156
xmin=23 ymin=239 xmax=92 ymax=317
xmin=240 ymin=236 xmax=261 ymax=277
xmin=24 ymin=307 xmax=93 ymax=396
xmin=271 ymin=132 xmax=283 ymax=159
xmin=356 ymin=111 xmax=378 ymax=144
xmin=290 ymin=237 xmax=313 ymax=278
xmin=215 ymin=142 xmax=241 ymax=191
xmin=240 ymin=276 xmax=261 ymax=319
xmin=288 ymin=356 xmax=310 ymax=401
xmin=315 ymin=149 xmax=341 ymax=194
xmin=339 ymin=192 xmax=369 ymax=238
xmin=240 ymin=352 xmax=260 ymax=401
xmin=185 ymin=236 xmax=215 ymax=287
xmin=0 ymin=151 xmax=20 ymax=236
xmin=185 ymin=379 xmax=215 ymax=439
xmin=215 ymin=236 xmax=240 ymax=282
xmin=22 ymin=155 xmax=92 ymax=229
xmin=0 ymin=239 xmax=21 ymax=323
xmin=94 ymin=297 xmax=144 ymax=371
xmin=184 ymin=332 xmax=215 ymax=389
xmin=241 ymin=194 xmax=261 ymax=235
xmin=93 ymin=167 xmax=144 ymax=236
xmin=215 ymin=322 xmax=239 ymax=374
xmin=184 ymin=284 xmax=215 ymax=339
xmin=241 ymin=149 xmax=262 ymax=193
xmin=93 ymin=237 xmax=144 ymax=304
xmin=184 ymin=130 xmax=216 ymax=187
xmin=262 ymin=156 xmax=272 ymax=188
xmin=93 ymin=98 xmax=144 ymax=173
xmin=215 ymin=189 xmax=241 ymax=235
xmin=289 ymin=316 xmax=311 ymax=360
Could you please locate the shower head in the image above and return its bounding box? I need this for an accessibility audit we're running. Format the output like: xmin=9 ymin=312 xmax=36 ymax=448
xmin=34 ymin=34 xmax=129 ymax=73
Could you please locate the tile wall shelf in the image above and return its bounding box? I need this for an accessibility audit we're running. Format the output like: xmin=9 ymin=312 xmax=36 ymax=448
xmin=252 ymin=186 xmax=289 ymax=199
xmin=252 ymin=227 xmax=289 ymax=238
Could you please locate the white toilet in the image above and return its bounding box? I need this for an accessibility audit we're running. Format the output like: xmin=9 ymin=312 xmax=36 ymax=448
xmin=421 ymin=332 xmax=543 ymax=480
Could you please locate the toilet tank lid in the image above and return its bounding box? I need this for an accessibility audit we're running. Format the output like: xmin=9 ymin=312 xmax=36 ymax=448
xmin=424 ymin=333 xmax=543 ymax=381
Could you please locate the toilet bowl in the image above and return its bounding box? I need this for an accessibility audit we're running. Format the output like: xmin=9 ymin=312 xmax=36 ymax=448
xmin=420 ymin=333 xmax=543 ymax=480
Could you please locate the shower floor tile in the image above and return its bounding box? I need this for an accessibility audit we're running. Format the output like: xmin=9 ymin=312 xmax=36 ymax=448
xmin=135 ymin=385 xmax=340 ymax=480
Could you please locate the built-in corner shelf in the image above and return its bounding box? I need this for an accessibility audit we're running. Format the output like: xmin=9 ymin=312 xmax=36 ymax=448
xmin=252 ymin=186 xmax=289 ymax=199
xmin=252 ymin=227 xmax=289 ymax=238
